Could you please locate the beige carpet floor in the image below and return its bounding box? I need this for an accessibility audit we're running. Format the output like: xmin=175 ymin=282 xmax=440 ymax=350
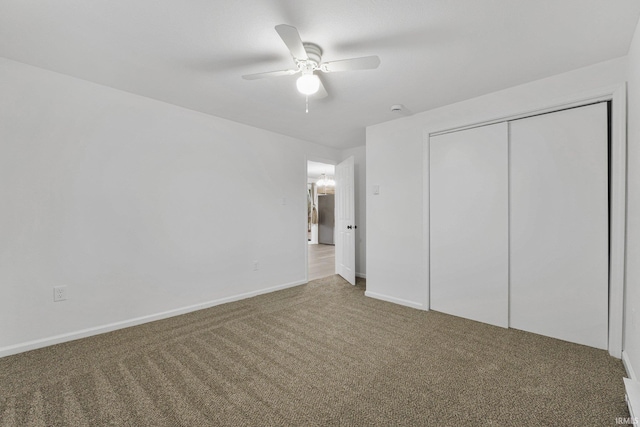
xmin=0 ymin=276 xmax=630 ymax=426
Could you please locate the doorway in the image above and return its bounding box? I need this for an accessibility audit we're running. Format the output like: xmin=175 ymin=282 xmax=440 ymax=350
xmin=307 ymin=161 xmax=336 ymax=280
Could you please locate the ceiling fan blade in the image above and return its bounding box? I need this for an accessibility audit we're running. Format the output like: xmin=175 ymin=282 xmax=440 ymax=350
xmin=311 ymin=76 xmax=328 ymax=99
xmin=320 ymin=55 xmax=380 ymax=73
xmin=275 ymin=24 xmax=308 ymax=60
xmin=242 ymin=69 xmax=299 ymax=80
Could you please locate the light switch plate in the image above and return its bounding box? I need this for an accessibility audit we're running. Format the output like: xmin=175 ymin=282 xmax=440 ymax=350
xmin=53 ymin=286 xmax=67 ymax=302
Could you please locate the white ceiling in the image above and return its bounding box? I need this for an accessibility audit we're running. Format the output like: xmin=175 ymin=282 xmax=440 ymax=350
xmin=1 ymin=1 xmax=639 ymax=149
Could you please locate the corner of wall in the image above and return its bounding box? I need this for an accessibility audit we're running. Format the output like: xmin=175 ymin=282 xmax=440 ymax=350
xmin=622 ymin=12 xmax=640 ymax=387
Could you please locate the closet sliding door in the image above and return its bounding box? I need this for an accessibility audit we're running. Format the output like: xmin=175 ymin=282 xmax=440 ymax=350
xmin=509 ymin=103 xmax=609 ymax=349
xmin=430 ymin=123 xmax=509 ymax=328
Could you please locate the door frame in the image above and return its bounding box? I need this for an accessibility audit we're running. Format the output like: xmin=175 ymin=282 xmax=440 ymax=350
xmin=422 ymin=83 xmax=627 ymax=358
xmin=304 ymin=156 xmax=337 ymax=284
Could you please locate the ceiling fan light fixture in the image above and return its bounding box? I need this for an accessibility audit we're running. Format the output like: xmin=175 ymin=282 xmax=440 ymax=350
xmin=296 ymin=73 xmax=320 ymax=95
xmin=242 ymin=25 xmax=380 ymax=102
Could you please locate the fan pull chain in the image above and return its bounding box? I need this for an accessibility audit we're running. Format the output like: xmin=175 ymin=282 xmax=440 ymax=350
xmin=305 ymin=95 xmax=309 ymax=114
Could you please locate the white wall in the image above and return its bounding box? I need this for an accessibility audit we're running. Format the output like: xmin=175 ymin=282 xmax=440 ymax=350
xmin=340 ymin=146 xmax=366 ymax=278
xmin=366 ymin=123 xmax=425 ymax=308
xmin=366 ymin=57 xmax=627 ymax=310
xmin=624 ymin=17 xmax=640 ymax=380
xmin=0 ymin=57 xmax=340 ymax=356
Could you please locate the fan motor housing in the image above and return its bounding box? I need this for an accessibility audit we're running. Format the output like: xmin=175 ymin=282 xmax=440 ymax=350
xmin=302 ymin=42 xmax=322 ymax=66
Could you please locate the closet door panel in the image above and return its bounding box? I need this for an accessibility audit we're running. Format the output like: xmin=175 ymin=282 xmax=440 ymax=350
xmin=430 ymin=122 xmax=509 ymax=328
xmin=509 ymin=103 xmax=608 ymax=349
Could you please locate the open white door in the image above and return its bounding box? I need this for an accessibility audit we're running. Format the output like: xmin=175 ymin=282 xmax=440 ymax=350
xmin=335 ymin=156 xmax=356 ymax=285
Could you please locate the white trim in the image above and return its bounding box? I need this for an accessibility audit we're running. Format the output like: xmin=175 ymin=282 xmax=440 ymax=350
xmin=364 ymin=291 xmax=425 ymax=310
xmin=623 ymin=378 xmax=640 ymax=425
xmin=356 ymin=272 xmax=367 ymax=279
xmin=0 ymin=279 xmax=306 ymax=359
xmin=430 ymin=85 xmax=621 ymax=137
xmin=624 ymin=351 xmax=638 ymax=381
xmin=304 ymin=156 xmax=310 ymax=284
xmin=608 ymin=83 xmax=627 ymax=359
xmin=422 ymin=129 xmax=431 ymax=309
xmin=422 ymin=83 xmax=626 ymax=358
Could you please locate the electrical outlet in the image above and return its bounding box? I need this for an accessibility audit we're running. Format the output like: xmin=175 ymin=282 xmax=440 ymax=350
xmin=53 ymin=286 xmax=67 ymax=302
xmin=253 ymin=261 xmax=259 ymax=271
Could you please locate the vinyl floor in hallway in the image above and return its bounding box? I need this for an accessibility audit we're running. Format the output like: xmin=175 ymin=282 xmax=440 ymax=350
xmin=308 ymin=243 xmax=335 ymax=281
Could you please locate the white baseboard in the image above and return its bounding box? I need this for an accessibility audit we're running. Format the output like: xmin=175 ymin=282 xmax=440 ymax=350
xmin=356 ymin=272 xmax=367 ymax=279
xmin=364 ymin=291 xmax=425 ymax=310
xmin=621 ymin=351 xmax=639 ymax=425
xmin=623 ymin=351 xmax=638 ymax=381
xmin=0 ymin=279 xmax=306 ymax=359
xmin=623 ymin=378 xmax=640 ymax=426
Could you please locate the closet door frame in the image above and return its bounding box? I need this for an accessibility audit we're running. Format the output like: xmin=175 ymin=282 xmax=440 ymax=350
xmin=422 ymin=84 xmax=627 ymax=358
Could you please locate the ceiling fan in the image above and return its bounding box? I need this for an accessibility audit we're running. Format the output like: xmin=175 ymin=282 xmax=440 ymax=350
xmin=242 ymin=25 xmax=381 ymax=99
